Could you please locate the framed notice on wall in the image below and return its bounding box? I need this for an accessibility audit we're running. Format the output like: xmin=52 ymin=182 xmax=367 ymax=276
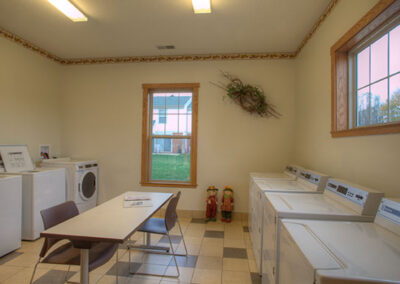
xmin=0 ymin=145 xmax=34 ymax=172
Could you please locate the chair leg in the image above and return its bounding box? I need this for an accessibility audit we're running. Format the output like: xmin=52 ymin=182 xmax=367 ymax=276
xmin=29 ymin=258 xmax=40 ymax=284
xmin=167 ymin=232 xmax=180 ymax=278
xmin=177 ymin=219 xmax=188 ymax=256
xmin=115 ymin=249 xmax=119 ymax=284
xmin=64 ymin=265 xmax=71 ymax=282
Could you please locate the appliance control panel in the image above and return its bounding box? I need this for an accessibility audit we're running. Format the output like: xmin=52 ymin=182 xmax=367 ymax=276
xmin=298 ymin=170 xmax=321 ymax=185
xmin=326 ymin=179 xmax=368 ymax=206
xmin=378 ymin=198 xmax=400 ymax=225
xmin=285 ymin=166 xmax=298 ymax=175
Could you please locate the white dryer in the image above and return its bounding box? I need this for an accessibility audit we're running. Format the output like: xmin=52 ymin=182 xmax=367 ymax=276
xmin=279 ymin=198 xmax=400 ymax=284
xmin=248 ymin=165 xmax=303 ymax=250
xmin=41 ymin=158 xmax=98 ymax=213
xmin=262 ymin=179 xmax=384 ymax=284
xmin=251 ymin=168 xmax=329 ymax=275
xmin=0 ymin=145 xmax=66 ymax=240
xmin=0 ymin=175 xmax=22 ymax=256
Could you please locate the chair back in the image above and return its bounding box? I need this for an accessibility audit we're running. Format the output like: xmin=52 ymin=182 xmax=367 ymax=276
xmin=164 ymin=191 xmax=181 ymax=231
xmin=39 ymin=201 xmax=79 ymax=257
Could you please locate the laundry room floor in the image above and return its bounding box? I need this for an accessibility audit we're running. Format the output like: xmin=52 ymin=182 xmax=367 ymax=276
xmin=0 ymin=216 xmax=260 ymax=284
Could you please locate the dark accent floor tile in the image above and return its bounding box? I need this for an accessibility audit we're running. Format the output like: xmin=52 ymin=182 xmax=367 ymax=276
xmin=223 ymin=247 xmax=248 ymax=259
xmin=251 ymin=272 xmax=262 ymax=284
xmin=33 ymin=269 xmax=76 ymax=284
xmin=106 ymin=261 xmax=141 ymax=276
xmin=243 ymin=226 xmax=249 ymax=232
xmin=168 ymin=255 xmax=198 ymax=268
xmin=191 ymin=218 xmax=206 ymax=224
xmin=0 ymin=252 xmax=23 ymax=265
xmin=159 ymin=235 xmax=182 ymax=244
xmin=204 ymin=230 xmax=224 ymax=238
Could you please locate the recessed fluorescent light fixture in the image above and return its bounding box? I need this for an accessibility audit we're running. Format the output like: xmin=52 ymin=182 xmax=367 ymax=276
xmin=48 ymin=0 xmax=87 ymax=22
xmin=192 ymin=0 xmax=211 ymax=14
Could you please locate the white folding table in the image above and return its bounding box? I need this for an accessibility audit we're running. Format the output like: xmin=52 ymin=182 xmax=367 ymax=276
xmin=41 ymin=192 xmax=173 ymax=284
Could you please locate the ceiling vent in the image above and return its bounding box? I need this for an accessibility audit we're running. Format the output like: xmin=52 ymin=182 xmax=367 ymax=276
xmin=157 ymin=45 xmax=175 ymax=50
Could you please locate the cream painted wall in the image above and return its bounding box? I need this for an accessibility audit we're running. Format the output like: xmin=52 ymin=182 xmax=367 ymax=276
xmin=294 ymin=0 xmax=400 ymax=197
xmin=59 ymin=60 xmax=296 ymax=212
xmin=0 ymin=36 xmax=62 ymax=162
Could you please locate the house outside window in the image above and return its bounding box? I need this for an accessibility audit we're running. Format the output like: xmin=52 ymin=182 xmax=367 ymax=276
xmin=141 ymin=83 xmax=199 ymax=187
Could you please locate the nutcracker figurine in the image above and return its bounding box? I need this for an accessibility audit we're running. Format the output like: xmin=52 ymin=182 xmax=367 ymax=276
xmin=206 ymin=186 xmax=218 ymax=222
xmin=221 ymin=186 xmax=234 ymax=223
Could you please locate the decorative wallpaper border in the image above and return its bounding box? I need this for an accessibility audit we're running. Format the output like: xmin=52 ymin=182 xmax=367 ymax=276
xmin=0 ymin=0 xmax=338 ymax=65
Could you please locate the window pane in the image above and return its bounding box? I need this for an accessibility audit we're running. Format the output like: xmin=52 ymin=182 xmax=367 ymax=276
xmin=165 ymin=93 xmax=180 ymax=114
xmin=152 ymin=111 xmax=165 ymax=135
xmin=370 ymin=79 xmax=388 ymax=124
xmin=178 ymin=114 xmax=192 ymax=135
xmin=357 ymin=86 xmax=370 ymax=127
xmin=153 ymin=93 xmax=166 ymax=111
xmin=357 ymin=47 xmax=370 ymax=88
xmin=389 ymin=73 xmax=400 ymax=122
xmin=390 ymin=24 xmax=400 ymax=75
xmin=179 ymin=93 xmax=193 ymax=114
xmin=371 ymin=34 xmax=388 ymax=83
xmin=151 ymin=138 xmax=191 ymax=181
xmin=164 ymin=114 xmax=179 ymax=135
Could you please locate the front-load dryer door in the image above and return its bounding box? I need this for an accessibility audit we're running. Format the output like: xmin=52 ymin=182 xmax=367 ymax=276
xmin=79 ymin=171 xmax=97 ymax=201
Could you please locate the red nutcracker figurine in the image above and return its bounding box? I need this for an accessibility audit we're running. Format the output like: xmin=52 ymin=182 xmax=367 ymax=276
xmin=221 ymin=186 xmax=234 ymax=223
xmin=206 ymin=186 xmax=218 ymax=222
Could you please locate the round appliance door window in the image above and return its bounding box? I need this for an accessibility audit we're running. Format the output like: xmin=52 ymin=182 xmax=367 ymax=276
xmin=81 ymin=172 xmax=96 ymax=199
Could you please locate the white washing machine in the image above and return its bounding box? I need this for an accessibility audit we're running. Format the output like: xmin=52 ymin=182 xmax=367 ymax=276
xmin=251 ymin=168 xmax=329 ymax=275
xmin=248 ymin=165 xmax=303 ymax=250
xmin=0 ymin=175 xmax=22 ymax=256
xmin=0 ymin=145 xmax=66 ymax=240
xmin=279 ymin=198 xmax=400 ymax=284
xmin=41 ymin=158 xmax=98 ymax=213
xmin=262 ymin=178 xmax=384 ymax=284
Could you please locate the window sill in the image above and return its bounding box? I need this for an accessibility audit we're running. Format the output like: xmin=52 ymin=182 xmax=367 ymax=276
xmin=141 ymin=182 xmax=198 ymax=188
xmin=331 ymin=122 xmax=400 ymax=137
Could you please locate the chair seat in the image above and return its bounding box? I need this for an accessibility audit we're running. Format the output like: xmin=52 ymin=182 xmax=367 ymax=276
xmin=138 ymin=217 xmax=167 ymax=234
xmin=41 ymin=242 xmax=118 ymax=272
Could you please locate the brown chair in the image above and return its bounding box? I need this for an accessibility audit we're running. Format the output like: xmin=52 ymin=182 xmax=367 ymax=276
xmin=127 ymin=191 xmax=188 ymax=278
xmin=30 ymin=201 xmax=120 ymax=284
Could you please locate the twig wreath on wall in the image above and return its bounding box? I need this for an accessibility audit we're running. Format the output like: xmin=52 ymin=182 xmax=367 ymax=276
xmin=211 ymin=71 xmax=281 ymax=118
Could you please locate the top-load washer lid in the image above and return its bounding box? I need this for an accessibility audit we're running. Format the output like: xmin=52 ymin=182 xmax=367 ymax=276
xmin=255 ymin=169 xmax=329 ymax=193
xmin=281 ymin=199 xmax=400 ymax=283
xmin=250 ymin=165 xmax=303 ymax=180
xmin=0 ymin=145 xmax=34 ymax=172
xmin=265 ymin=178 xmax=384 ymax=220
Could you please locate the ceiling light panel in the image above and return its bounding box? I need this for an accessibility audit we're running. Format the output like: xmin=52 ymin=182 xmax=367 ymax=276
xmin=48 ymin=0 xmax=87 ymax=22
xmin=192 ymin=0 xmax=211 ymax=14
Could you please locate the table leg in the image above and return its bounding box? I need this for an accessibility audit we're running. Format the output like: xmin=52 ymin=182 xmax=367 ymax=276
xmin=80 ymin=249 xmax=89 ymax=284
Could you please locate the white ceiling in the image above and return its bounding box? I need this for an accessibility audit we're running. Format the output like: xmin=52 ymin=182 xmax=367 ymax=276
xmin=0 ymin=0 xmax=331 ymax=59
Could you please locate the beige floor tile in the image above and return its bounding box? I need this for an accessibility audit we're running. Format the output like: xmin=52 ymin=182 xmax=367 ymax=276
xmin=162 ymin=266 xmax=193 ymax=283
xmin=137 ymin=263 xmax=168 ymax=276
xmin=68 ymin=271 xmax=104 ymax=284
xmin=3 ymin=252 xmax=39 ymax=268
xmin=175 ymin=243 xmax=200 ymax=255
xmin=247 ymin=249 xmax=255 ymax=261
xmin=205 ymin=223 xmax=224 ymax=231
xmin=199 ymin=244 xmax=223 ymax=257
xmin=201 ymin=238 xmax=222 ymax=247
xmin=191 ymin=269 xmax=221 ymax=284
xmin=182 ymin=237 xmax=202 ymax=246
xmin=222 ymin=270 xmax=251 ymax=284
xmin=97 ymin=274 xmax=131 ymax=284
xmin=142 ymin=254 xmax=172 ymax=266
xmin=2 ymin=267 xmax=51 ymax=284
xmin=195 ymin=256 xmax=222 ymax=271
xmin=0 ymin=265 xmax=24 ymax=282
xmin=222 ymin=258 xmax=249 ymax=272
xmin=130 ymin=276 xmax=161 ymax=284
xmin=223 ymin=238 xmax=246 ymax=248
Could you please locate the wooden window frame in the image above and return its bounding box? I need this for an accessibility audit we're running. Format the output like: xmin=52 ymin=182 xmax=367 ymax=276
xmin=141 ymin=83 xmax=199 ymax=188
xmin=331 ymin=0 xmax=400 ymax=137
